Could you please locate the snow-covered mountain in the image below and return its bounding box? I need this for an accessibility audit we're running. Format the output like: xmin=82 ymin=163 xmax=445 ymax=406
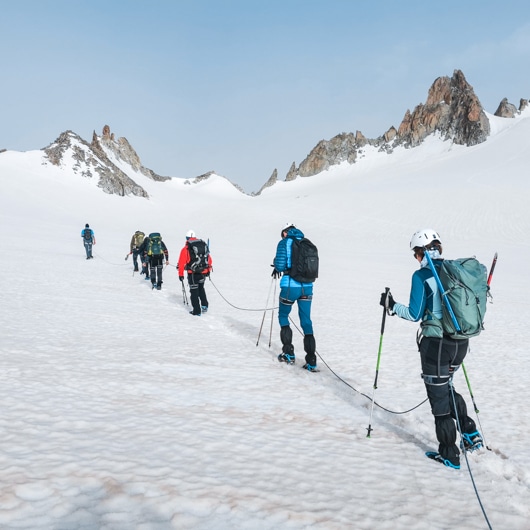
xmin=0 ymin=101 xmax=529 ymax=528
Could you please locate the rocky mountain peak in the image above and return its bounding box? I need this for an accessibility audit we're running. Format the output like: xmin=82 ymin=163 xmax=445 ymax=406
xmin=397 ymin=69 xmax=490 ymax=147
xmin=282 ymin=69 xmax=512 ymax=184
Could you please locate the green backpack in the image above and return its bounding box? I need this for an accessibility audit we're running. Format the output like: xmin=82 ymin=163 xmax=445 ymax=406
xmin=438 ymin=257 xmax=489 ymax=339
xmin=148 ymin=232 xmax=162 ymax=256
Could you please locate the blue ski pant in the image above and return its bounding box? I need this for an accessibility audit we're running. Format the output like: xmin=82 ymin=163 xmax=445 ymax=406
xmin=278 ymin=284 xmax=313 ymax=334
xmin=83 ymin=240 xmax=93 ymax=258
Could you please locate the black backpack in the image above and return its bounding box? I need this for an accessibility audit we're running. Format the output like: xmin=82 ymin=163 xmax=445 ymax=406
xmin=288 ymin=237 xmax=319 ymax=283
xmin=187 ymin=239 xmax=209 ymax=272
xmin=83 ymin=228 xmax=92 ymax=241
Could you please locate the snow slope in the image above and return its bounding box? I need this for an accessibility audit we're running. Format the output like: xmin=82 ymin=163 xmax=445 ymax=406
xmin=1 ymin=110 xmax=529 ymax=529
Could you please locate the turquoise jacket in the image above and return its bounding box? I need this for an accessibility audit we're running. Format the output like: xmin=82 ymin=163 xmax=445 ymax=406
xmin=393 ymin=259 xmax=443 ymax=322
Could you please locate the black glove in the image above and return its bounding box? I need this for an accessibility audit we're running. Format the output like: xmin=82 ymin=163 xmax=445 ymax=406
xmin=380 ymin=291 xmax=395 ymax=310
xmin=179 ymin=276 xmax=184 ymax=282
xmin=271 ymin=266 xmax=281 ymax=279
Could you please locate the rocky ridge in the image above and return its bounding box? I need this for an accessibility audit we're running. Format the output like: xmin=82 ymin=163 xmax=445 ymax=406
xmin=255 ymin=69 xmax=528 ymax=194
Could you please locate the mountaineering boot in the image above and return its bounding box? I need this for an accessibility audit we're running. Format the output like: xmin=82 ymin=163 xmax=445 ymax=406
xmin=425 ymin=451 xmax=460 ymax=469
xmin=278 ymin=336 xmax=295 ymax=364
xmin=201 ymin=306 xmax=208 ymax=313
xmin=302 ymin=363 xmax=319 ymax=372
xmin=303 ymin=334 xmax=317 ymax=367
xmin=189 ymin=311 xmax=201 ymax=317
xmin=461 ymin=431 xmax=483 ymax=452
xmin=278 ymin=352 xmax=295 ymax=364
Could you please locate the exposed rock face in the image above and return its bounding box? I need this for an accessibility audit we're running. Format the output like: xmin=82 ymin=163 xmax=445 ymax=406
xmin=96 ymin=125 xmax=170 ymax=183
xmin=255 ymin=169 xmax=278 ymax=195
xmin=285 ymin=162 xmax=297 ymax=182
xmin=520 ymin=99 xmax=528 ymax=111
xmin=494 ymin=97 xmax=518 ymax=118
xmin=289 ymin=69 xmax=492 ymax=181
xmin=44 ymin=131 xmax=149 ymax=197
xmin=396 ymin=69 xmax=490 ymax=147
xmin=298 ymin=132 xmax=360 ymax=177
xmin=185 ymin=170 xmax=245 ymax=194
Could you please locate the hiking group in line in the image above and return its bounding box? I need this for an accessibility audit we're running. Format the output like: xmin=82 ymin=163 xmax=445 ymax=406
xmin=84 ymin=221 xmax=489 ymax=470
xmin=127 ymin=229 xmax=212 ymax=313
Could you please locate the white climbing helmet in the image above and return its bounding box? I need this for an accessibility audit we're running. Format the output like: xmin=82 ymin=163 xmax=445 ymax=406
xmin=186 ymin=229 xmax=195 ymax=239
xmin=410 ymin=228 xmax=442 ymax=250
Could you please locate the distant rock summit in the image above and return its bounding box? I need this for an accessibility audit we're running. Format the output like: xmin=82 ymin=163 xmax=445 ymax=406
xmin=256 ymin=69 xmax=528 ymax=194
xmin=43 ymin=126 xmax=171 ymax=198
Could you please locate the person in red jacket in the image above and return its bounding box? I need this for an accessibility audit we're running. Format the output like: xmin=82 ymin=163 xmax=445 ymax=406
xmin=177 ymin=230 xmax=212 ymax=316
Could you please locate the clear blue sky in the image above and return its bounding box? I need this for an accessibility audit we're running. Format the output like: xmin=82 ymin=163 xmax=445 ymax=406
xmin=1 ymin=0 xmax=529 ymax=192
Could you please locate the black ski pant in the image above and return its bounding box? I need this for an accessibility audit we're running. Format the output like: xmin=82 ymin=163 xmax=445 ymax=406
xmin=420 ymin=336 xmax=477 ymax=465
xmin=187 ymin=272 xmax=208 ymax=314
xmin=149 ymin=255 xmax=165 ymax=285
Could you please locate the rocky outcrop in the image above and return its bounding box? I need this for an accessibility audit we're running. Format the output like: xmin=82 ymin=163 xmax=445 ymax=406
xmin=297 ymin=132 xmax=361 ymax=178
xmin=44 ymin=131 xmax=149 ymax=197
xmin=255 ymin=168 xmax=278 ymax=195
xmin=520 ymin=99 xmax=528 ymax=112
xmin=285 ymin=162 xmax=297 ymax=182
xmin=96 ymin=125 xmax=170 ymax=183
xmin=185 ymin=170 xmax=245 ymax=194
xmin=494 ymin=97 xmax=518 ymax=118
xmin=396 ymin=69 xmax=490 ymax=147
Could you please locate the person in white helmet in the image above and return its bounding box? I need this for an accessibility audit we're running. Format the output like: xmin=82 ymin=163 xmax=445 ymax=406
xmin=177 ymin=230 xmax=212 ymax=316
xmin=380 ymin=228 xmax=482 ymax=469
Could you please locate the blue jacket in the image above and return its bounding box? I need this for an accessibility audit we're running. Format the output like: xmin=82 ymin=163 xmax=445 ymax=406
xmin=273 ymin=227 xmax=312 ymax=288
xmin=393 ymin=259 xmax=443 ymax=322
xmin=81 ymin=228 xmax=94 ymax=241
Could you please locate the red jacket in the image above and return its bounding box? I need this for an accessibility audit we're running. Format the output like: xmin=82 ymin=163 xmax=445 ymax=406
xmin=177 ymin=238 xmax=212 ymax=276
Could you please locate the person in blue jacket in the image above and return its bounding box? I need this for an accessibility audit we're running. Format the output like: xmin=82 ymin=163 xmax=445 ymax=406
xmin=380 ymin=228 xmax=482 ymax=469
xmin=272 ymin=223 xmax=317 ymax=372
xmin=81 ymin=223 xmax=95 ymax=259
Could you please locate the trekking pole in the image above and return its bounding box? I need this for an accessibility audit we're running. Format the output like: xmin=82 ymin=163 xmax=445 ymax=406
xmin=256 ymin=276 xmax=275 ymax=346
xmin=461 ymin=363 xmax=490 ymax=450
xmin=268 ymin=279 xmax=277 ymax=348
xmin=367 ymin=287 xmax=390 ymax=437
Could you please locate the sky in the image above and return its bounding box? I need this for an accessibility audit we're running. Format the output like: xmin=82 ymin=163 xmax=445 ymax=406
xmin=0 ymin=107 xmax=530 ymax=528
xmin=1 ymin=0 xmax=530 ymax=194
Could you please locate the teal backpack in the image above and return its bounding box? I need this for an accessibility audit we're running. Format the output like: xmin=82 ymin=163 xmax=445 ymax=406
xmin=148 ymin=233 xmax=162 ymax=256
xmin=438 ymin=257 xmax=489 ymax=339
